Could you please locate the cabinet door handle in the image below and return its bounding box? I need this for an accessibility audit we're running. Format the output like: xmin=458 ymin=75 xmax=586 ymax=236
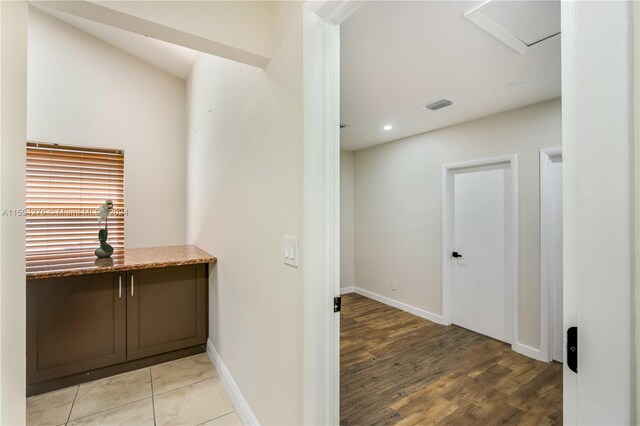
xmin=131 ymin=275 xmax=134 ymax=297
xmin=118 ymin=276 xmax=122 ymax=298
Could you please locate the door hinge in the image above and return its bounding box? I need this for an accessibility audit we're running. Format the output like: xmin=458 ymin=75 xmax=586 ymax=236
xmin=334 ymin=296 xmax=341 ymax=313
xmin=567 ymin=326 xmax=578 ymax=373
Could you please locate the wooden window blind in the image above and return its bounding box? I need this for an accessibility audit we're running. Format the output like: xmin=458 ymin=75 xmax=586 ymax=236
xmin=26 ymin=142 xmax=125 ymax=263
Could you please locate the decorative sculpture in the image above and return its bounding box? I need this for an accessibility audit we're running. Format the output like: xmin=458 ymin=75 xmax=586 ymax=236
xmin=95 ymin=199 xmax=114 ymax=258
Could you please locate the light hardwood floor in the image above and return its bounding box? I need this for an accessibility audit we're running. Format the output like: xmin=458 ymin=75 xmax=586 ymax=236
xmin=340 ymin=293 xmax=562 ymax=426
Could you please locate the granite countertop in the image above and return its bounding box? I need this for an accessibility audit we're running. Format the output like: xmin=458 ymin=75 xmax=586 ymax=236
xmin=26 ymin=245 xmax=217 ymax=280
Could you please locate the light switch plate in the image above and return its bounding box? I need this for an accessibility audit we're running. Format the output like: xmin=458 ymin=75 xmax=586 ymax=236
xmin=283 ymin=235 xmax=298 ymax=267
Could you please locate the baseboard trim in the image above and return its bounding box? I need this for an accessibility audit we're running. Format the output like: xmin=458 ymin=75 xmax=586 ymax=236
xmin=340 ymin=286 xmax=355 ymax=295
xmin=207 ymin=339 xmax=260 ymax=425
xmin=512 ymin=342 xmax=545 ymax=361
xmin=353 ymin=287 xmax=447 ymax=325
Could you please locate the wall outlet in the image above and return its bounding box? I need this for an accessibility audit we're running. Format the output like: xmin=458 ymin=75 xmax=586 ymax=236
xmin=391 ymin=281 xmax=398 ymax=291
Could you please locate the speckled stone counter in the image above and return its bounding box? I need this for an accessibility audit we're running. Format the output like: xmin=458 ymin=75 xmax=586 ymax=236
xmin=26 ymin=245 xmax=216 ymax=280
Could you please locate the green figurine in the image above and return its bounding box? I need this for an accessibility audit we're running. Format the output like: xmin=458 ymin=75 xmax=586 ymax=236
xmin=95 ymin=199 xmax=114 ymax=258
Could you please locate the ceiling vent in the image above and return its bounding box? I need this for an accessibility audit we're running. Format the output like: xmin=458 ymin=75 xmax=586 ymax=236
xmin=464 ymin=0 xmax=560 ymax=55
xmin=424 ymin=99 xmax=453 ymax=111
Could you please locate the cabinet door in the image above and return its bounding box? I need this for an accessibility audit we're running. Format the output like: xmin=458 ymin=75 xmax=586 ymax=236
xmin=126 ymin=264 xmax=207 ymax=360
xmin=27 ymin=272 xmax=127 ymax=385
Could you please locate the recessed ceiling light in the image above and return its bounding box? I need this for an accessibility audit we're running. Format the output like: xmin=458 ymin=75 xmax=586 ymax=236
xmin=383 ymin=125 xmax=393 ymax=131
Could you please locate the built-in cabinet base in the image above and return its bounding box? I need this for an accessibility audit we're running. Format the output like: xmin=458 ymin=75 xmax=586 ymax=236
xmin=27 ymin=263 xmax=208 ymax=396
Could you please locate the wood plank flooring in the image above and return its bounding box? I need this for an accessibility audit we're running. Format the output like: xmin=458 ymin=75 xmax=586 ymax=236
xmin=340 ymin=293 xmax=562 ymax=426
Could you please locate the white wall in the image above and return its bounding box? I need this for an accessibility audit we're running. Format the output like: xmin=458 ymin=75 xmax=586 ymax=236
xmin=340 ymin=150 xmax=355 ymax=288
xmin=0 ymin=1 xmax=28 ymax=424
xmin=27 ymin=8 xmax=187 ymax=248
xmin=353 ymin=99 xmax=561 ymax=350
xmin=186 ymin=2 xmax=303 ymax=424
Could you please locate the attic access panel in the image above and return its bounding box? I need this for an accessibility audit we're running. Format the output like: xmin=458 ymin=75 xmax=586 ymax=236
xmin=464 ymin=0 xmax=560 ymax=55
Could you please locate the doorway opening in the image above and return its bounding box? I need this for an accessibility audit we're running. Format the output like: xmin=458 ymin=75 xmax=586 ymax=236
xmin=338 ymin=1 xmax=564 ymax=424
xmin=540 ymin=147 xmax=563 ymax=363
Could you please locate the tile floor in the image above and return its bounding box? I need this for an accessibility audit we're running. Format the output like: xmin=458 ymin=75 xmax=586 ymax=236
xmin=26 ymin=353 xmax=243 ymax=426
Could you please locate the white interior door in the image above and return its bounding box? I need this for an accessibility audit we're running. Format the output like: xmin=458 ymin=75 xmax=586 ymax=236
xmin=452 ymin=165 xmax=509 ymax=343
xmin=549 ymin=156 xmax=563 ymax=362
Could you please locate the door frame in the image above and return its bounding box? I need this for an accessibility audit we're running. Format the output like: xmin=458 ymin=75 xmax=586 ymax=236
xmin=635 ymin=1 xmax=640 ymax=421
xmin=302 ymin=2 xmax=362 ymax=425
xmin=302 ymin=9 xmax=341 ymax=425
xmin=539 ymin=147 xmax=562 ymax=362
xmin=562 ymin=1 xmax=634 ymax=423
xmin=441 ymin=155 xmax=518 ymax=346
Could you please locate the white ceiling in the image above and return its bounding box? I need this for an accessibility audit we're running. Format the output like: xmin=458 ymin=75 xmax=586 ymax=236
xmin=340 ymin=1 xmax=561 ymax=151
xmin=36 ymin=6 xmax=197 ymax=80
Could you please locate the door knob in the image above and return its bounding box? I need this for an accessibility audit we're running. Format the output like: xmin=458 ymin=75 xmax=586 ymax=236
xmin=452 ymin=251 xmax=462 ymax=258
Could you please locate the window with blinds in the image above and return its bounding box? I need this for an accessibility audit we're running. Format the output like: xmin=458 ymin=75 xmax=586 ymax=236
xmin=26 ymin=142 xmax=125 ymax=262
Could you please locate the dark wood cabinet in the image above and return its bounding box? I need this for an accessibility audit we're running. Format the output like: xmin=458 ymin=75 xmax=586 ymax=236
xmin=27 ymin=272 xmax=126 ymax=384
xmin=27 ymin=263 xmax=208 ymax=393
xmin=126 ymin=264 xmax=207 ymax=360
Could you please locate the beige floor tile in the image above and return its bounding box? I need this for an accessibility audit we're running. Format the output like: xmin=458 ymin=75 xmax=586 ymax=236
xmin=202 ymin=411 xmax=243 ymax=425
xmin=68 ymin=398 xmax=154 ymax=426
xmin=27 ymin=386 xmax=77 ymax=426
xmin=151 ymin=353 xmax=217 ymax=395
xmin=154 ymin=377 xmax=235 ymax=426
xmin=70 ymin=369 xmax=152 ymax=420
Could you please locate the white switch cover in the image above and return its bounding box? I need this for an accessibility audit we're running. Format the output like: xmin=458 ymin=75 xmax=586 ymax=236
xmin=283 ymin=235 xmax=298 ymax=267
